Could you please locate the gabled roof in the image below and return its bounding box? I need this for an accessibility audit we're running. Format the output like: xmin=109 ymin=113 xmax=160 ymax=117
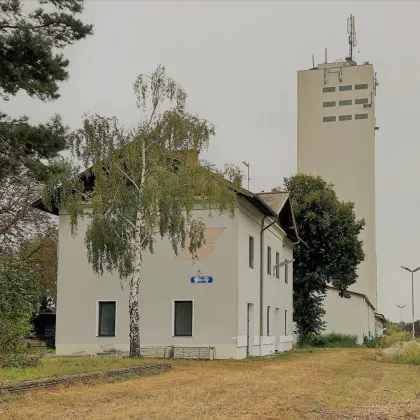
xmin=255 ymin=192 xmax=289 ymax=216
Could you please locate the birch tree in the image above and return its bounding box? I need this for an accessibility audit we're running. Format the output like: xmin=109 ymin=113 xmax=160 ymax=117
xmin=48 ymin=65 xmax=242 ymax=357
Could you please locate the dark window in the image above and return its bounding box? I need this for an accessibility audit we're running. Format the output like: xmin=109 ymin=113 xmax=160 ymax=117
xmin=267 ymin=306 xmax=271 ymax=335
xmin=267 ymin=246 xmax=271 ymax=275
xmin=285 ymin=263 xmax=289 ymax=284
xmin=339 ymin=85 xmax=352 ymax=91
xmin=355 ymin=83 xmax=368 ymax=90
xmin=249 ymin=236 xmax=254 ymax=268
xmin=339 ymin=99 xmax=352 ymax=106
xmin=355 ymin=98 xmax=368 ymax=105
xmin=339 ymin=115 xmax=352 ymax=121
xmin=323 ymin=116 xmax=336 ymax=123
xmin=276 ymin=252 xmax=280 ymax=279
xmin=323 ymin=87 xmax=336 ymax=93
xmin=174 ymin=301 xmax=193 ymax=337
xmin=355 ymin=113 xmax=368 ymax=120
xmin=98 ymin=301 xmax=116 ymax=337
xmin=323 ymin=101 xmax=336 ymax=107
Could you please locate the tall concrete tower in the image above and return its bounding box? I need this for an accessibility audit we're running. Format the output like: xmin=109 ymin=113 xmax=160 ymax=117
xmin=297 ymin=16 xmax=378 ymax=340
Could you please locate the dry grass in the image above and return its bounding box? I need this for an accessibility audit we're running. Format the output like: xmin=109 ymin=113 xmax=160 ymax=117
xmin=1 ymin=349 xmax=420 ymax=419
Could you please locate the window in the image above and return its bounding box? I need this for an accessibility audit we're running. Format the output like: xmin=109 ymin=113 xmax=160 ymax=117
xmin=98 ymin=301 xmax=116 ymax=337
xmin=355 ymin=83 xmax=368 ymax=90
xmin=323 ymin=101 xmax=336 ymax=107
xmin=275 ymin=252 xmax=280 ymax=279
xmin=285 ymin=263 xmax=289 ymax=284
xmin=284 ymin=310 xmax=288 ymax=335
xmin=249 ymin=236 xmax=254 ymax=268
xmin=339 ymin=85 xmax=352 ymax=91
xmin=355 ymin=113 xmax=368 ymax=120
xmin=339 ymin=99 xmax=352 ymax=106
xmin=174 ymin=301 xmax=193 ymax=337
xmin=339 ymin=115 xmax=352 ymax=121
xmin=323 ymin=86 xmax=335 ymax=93
xmin=267 ymin=246 xmax=271 ymax=275
xmin=323 ymin=116 xmax=336 ymax=123
xmin=267 ymin=306 xmax=271 ymax=336
xmin=355 ymin=98 xmax=368 ymax=105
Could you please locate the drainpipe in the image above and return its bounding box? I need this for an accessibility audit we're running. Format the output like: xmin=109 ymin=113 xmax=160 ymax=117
xmin=260 ymin=216 xmax=276 ymax=345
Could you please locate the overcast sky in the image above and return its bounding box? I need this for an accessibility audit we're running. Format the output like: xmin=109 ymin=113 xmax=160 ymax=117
xmin=5 ymin=0 xmax=420 ymax=322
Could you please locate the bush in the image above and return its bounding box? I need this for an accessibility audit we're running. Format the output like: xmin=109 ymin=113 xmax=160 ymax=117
xmin=381 ymin=332 xmax=412 ymax=348
xmin=382 ymin=342 xmax=420 ymax=365
xmin=363 ymin=336 xmax=382 ymax=348
xmin=0 ymin=351 xmax=42 ymax=368
xmin=297 ymin=332 xmax=359 ymax=348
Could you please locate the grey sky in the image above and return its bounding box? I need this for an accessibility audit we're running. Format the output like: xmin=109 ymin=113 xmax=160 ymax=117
xmin=5 ymin=0 xmax=420 ymax=322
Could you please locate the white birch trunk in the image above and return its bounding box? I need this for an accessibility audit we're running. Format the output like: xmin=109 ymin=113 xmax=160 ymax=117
xmin=129 ymin=137 xmax=147 ymax=357
xmin=129 ymin=214 xmax=142 ymax=357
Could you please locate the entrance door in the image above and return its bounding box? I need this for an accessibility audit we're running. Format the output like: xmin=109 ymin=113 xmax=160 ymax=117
xmin=275 ymin=308 xmax=280 ymax=352
xmin=247 ymin=303 xmax=254 ymax=356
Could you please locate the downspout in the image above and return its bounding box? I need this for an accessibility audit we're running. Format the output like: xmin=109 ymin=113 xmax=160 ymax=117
xmin=260 ymin=216 xmax=276 ymax=342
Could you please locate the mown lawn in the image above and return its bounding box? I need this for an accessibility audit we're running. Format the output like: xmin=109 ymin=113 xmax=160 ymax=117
xmin=1 ymin=349 xmax=420 ymax=419
xmin=0 ymin=356 xmax=159 ymax=384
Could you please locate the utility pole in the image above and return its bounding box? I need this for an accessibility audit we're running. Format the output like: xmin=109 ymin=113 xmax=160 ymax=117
xmin=401 ymin=266 xmax=420 ymax=339
xmin=396 ymin=305 xmax=406 ymax=333
xmin=242 ymin=161 xmax=250 ymax=191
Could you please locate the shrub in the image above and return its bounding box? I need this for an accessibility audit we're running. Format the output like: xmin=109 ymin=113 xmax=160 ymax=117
xmin=383 ymin=342 xmax=420 ymax=365
xmin=297 ymin=332 xmax=359 ymax=348
xmin=0 ymin=351 xmax=42 ymax=368
xmin=381 ymin=332 xmax=412 ymax=348
xmin=363 ymin=335 xmax=382 ymax=348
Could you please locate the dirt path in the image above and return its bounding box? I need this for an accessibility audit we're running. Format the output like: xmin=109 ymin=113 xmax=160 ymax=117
xmin=1 ymin=349 xmax=420 ymax=419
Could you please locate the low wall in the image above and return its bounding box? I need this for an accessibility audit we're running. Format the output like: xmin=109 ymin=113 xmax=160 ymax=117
xmin=0 ymin=364 xmax=172 ymax=394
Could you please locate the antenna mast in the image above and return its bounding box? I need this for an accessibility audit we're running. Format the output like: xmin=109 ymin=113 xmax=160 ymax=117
xmin=346 ymin=14 xmax=357 ymax=63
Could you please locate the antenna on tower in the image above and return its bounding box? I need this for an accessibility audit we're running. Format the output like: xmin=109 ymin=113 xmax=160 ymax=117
xmin=346 ymin=14 xmax=357 ymax=64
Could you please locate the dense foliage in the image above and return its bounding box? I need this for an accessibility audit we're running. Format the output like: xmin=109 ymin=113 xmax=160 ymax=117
xmin=0 ymin=257 xmax=41 ymax=361
xmin=282 ymin=174 xmax=365 ymax=339
xmin=0 ymin=0 xmax=92 ymax=181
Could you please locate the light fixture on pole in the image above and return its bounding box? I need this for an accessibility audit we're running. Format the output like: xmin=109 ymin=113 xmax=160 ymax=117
xmin=242 ymin=161 xmax=250 ymax=191
xmin=396 ymin=304 xmax=406 ymax=333
xmin=401 ymin=266 xmax=420 ymax=339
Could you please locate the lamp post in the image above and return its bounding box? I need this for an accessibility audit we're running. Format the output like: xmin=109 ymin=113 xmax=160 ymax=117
xmin=401 ymin=266 xmax=420 ymax=339
xmin=396 ymin=304 xmax=406 ymax=333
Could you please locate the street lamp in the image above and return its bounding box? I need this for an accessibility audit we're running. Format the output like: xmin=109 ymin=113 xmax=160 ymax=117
xmin=396 ymin=304 xmax=406 ymax=333
xmin=401 ymin=266 xmax=420 ymax=339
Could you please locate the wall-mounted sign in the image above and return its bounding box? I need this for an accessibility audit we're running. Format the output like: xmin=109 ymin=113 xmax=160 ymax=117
xmin=190 ymin=276 xmax=213 ymax=284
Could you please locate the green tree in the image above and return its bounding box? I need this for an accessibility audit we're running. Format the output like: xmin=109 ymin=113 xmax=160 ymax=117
xmin=0 ymin=0 xmax=93 ymax=181
xmin=0 ymin=257 xmax=40 ymax=353
xmin=281 ymin=174 xmax=365 ymax=341
xmin=18 ymin=228 xmax=58 ymax=305
xmin=47 ymin=65 xmax=242 ymax=357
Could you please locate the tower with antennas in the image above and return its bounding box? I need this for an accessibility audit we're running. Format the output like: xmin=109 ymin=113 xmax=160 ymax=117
xmin=297 ymin=15 xmax=379 ymax=343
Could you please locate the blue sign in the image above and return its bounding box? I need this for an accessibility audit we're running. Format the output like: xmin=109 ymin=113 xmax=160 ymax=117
xmin=190 ymin=276 xmax=213 ymax=284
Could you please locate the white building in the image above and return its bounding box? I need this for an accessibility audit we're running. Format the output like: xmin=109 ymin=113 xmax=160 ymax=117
xmin=297 ymin=21 xmax=378 ymax=343
xmin=35 ymin=189 xmax=298 ymax=359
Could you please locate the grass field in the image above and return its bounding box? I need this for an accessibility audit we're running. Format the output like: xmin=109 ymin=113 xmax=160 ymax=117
xmin=0 ymin=356 xmax=156 ymax=384
xmin=1 ymin=349 xmax=420 ymax=419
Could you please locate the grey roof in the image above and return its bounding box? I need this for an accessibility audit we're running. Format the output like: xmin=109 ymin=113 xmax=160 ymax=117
xmin=256 ymin=192 xmax=289 ymax=216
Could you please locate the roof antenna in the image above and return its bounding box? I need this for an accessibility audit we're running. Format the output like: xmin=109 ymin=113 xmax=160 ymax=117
xmin=312 ymin=54 xmax=315 ymax=68
xmin=346 ymin=14 xmax=357 ymax=64
xmin=242 ymin=161 xmax=250 ymax=191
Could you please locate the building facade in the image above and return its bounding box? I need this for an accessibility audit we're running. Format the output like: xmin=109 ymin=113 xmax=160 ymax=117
xmin=50 ymin=191 xmax=297 ymax=359
xmin=297 ymin=59 xmax=378 ymax=342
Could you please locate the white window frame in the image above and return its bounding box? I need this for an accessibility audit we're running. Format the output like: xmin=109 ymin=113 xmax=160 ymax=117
xmin=172 ymin=299 xmax=194 ymax=337
xmin=96 ymin=300 xmax=117 ymax=337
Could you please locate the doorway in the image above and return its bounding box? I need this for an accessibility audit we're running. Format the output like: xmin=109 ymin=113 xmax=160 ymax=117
xmin=247 ymin=303 xmax=254 ymax=356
